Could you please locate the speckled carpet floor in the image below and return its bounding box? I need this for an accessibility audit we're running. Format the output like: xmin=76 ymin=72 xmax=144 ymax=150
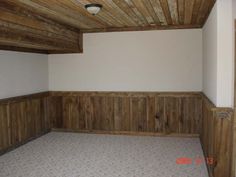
xmin=0 ymin=132 xmax=208 ymax=177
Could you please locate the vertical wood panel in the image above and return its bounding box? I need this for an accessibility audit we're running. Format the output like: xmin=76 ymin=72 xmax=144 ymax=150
xmin=0 ymin=91 xmax=233 ymax=177
xmin=0 ymin=104 xmax=10 ymax=150
xmin=42 ymin=97 xmax=51 ymax=131
xmin=52 ymin=92 xmax=203 ymax=135
xmin=78 ymin=96 xmax=91 ymax=130
xmin=91 ymin=96 xmax=115 ymax=131
xmin=0 ymin=92 xmax=204 ymax=153
xmin=201 ymin=96 xmax=233 ymax=177
xmin=131 ymin=97 xmax=147 ymax=131
xmin=0 ymin=92 xmax=50 ymax=153
xmin=91 ymin=96 xmax=104 ymax=131
xmin=155 ymin=96 xmax=165 ymax=133
xmin=63 ymin=97 xmax=79 ymax=129
xmin=9 ymin=102 xmax=25 ymax=144
xmin=48 ymin=96 xmax=62 ymax=128
xmin=31 ymin=99 xmax=43 ymax=135
xmin=106 ymin=97 xmax=115 ymax=131
xmin=164 ymin=97 xmax=180 ymax=133
xmin=182 ymin=97 xmax=202 ymax=134
xmin=213 ymin=111 xmax=233 ymax=177
xmin=146 ymin=96 xmax=156 ymax=132
xmin=114 ymin=97 xmax=131 ymax=131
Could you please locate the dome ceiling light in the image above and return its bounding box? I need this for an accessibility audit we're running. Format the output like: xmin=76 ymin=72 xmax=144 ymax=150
xmin=85 ymin=3 xmax=103 ymax=15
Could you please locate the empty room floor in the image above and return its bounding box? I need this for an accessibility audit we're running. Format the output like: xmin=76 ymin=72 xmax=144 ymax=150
xmin=0 ymin=132 xmax=208 ymax=177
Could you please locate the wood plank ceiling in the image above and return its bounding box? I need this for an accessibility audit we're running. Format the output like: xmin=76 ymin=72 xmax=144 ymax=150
xmin=0 ymin=0 xmax=215 ymax=54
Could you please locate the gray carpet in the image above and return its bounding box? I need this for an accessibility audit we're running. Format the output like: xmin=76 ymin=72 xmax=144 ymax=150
xmin=0 ymin=132 xmax=208 ymax=177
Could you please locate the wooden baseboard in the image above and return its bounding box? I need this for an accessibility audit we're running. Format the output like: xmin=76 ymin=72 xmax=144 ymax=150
xmin=0 ymin=129 xmax=50 ymax=156
xmin=51 ymin=128 xmax=199 ymax=138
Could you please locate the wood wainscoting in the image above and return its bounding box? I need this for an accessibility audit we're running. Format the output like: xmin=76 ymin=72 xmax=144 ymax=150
xmin=49 ymin=92 xmax=203 ymax=135
xmin=201 ymin=95 xmax=234 ymax=177
xmin=0 ymin=92 xmax=50 ymax=153
xmin=0 ymin=91 xmax=234 ymax=177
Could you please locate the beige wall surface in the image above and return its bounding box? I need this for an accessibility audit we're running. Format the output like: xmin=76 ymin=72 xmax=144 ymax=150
xmin=0 ymin=50 xmax=48 ymax=99
xmin=203 ymin=4 xmax=218 ymax=106
xmin=49 ymin=29 xmax=203 ymax=92
xmin=203 ymin=0 xmax=235 ymax=107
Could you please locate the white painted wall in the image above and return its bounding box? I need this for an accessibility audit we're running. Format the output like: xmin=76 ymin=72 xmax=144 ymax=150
xmin=217 ymin=0 xmax=234 ymax=107
xmin=2 ymin=1 xmax=233 ymax=107
xmin=233 ymin=0 xmax=236 ymax=18
xmin=203 ymin=4 xmax=218 ymax=105
xmin=49 ymin=29 xmax=202 ymax=92
xmin=203 ymin=0 xmax=235 ymax=107
xmin=233 ymin=0 xmax=236 ymax=107
xmin=0 ymin=50 xmax=48 ymax=99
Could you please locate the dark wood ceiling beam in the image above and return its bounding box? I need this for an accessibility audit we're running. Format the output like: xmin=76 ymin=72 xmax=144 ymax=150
xmin=0 ymin=21 xmax=75 ymax=44
xmin=0 ymin=27 xmax=83 ymax=53
xmin=0 ymin=1 xmax=79 ymax=39
xmin=0 ymin=27 xmax=80 ymax=51
xmin=81 ymin=24 xmax=201 ymax=33
xmin=0 ymin=0 xmax=83 ymax=54
xmin=0 ymin=11 xmax=78 ymax=43
xmin=0 ymin=25 xmax=79 ymax=50
xmin=0 ymin=45 xmax=48 ymax=54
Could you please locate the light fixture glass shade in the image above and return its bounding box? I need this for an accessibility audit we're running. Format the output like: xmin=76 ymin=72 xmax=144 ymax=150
xmin=85 ymin=4 xmax=102 ymax=15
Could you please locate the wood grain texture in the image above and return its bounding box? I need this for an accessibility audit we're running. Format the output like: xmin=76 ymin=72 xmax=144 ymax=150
xmin=47 ymin=96 xmax=63 ymax=129
xmin=0 ymin=90 xmax=234 ymax=177
xmin=0 ymin=0 xmax=215 ymax=53
xmin=48 ymin=91 xmax=233 ymax=177
xmin=197 ymin=0 xmax=215 ymax=25
xmin=0 ymin=0 xmax=83 ymax=54
xmin=184 ymin=0 xmax=195 ymax=24
xmin=48 ymin=91 xmax=203 ymax=135
xmin=0 ymin=92 xmax=50 ymax=153
xmin=0 ymin=0 xmax=215 ymax=52
xmin=11 ymin=0 xmax=214 ymax=30
xmin=201 ymin=94 xmax=234 ymax=177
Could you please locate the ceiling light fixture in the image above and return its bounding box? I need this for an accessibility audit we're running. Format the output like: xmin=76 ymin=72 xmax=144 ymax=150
xmin=85 ymin=3 xmax=103 ymax=15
